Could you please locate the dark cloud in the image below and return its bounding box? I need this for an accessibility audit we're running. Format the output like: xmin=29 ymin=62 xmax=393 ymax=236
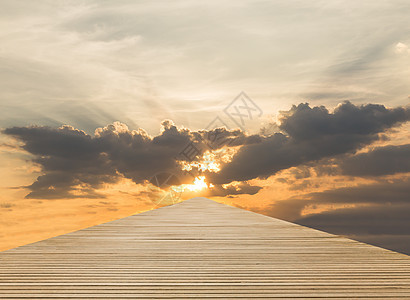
xmin=297 ymin=204 xmax=410 ymax=236
xmin=346 ymin=234 xmax=410 ymax=256
xmin=296 ymin=205 xmax=410 ymax=255
xmin=3 ymin=121 xmax=254 ymax=199
xmin=310 ymin=144 xmax=410 ymax=178
xmin=3 ymin=101 xmax=409 ymax=199
xmin=267 ymin=177 xmax=410 ymax=220
xmin=266 ymin=177 xmax=410 ymax=254
xmin=209 ymin=101 xmax=410 ymax=184
xmin=208 ymin=182 xmax=262 ymax=197
xmin=339 ymin=144 xmax=410 ymax=176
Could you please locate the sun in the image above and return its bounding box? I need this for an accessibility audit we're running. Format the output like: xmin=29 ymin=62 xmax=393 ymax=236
xmin=187 ymin=176 xmax=208 ymax=191
xmin=176 ymin=176 xmax=213 ymax=193
xmin=175 ymin=151 xmax=226 ymax=193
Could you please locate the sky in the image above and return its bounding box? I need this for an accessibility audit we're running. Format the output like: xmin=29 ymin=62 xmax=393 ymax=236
xmin=0 ymin=0 xmax=409 ymax=254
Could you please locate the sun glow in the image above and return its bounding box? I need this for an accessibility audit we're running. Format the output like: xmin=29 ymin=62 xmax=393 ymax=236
xmin=172 ymin=150 xmax=234 ymax=194
xmin=186 ymin=176 xmax=209 ymax=191
xmin=164 ymin=176 xmax=212 ymax=196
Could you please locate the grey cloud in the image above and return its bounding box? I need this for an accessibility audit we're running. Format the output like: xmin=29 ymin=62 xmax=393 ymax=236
xmin=280 ymin=102 xmax=408 ymax=139
xmin=4 ymin=101 xmax=410 ymax=199
xmin=208 ymin=182 xmax=262 ymax=197
xmin=346 ymin=234 xmax=410 ymax=256
xmin=301 ymin=143 xmax=410 ymax=179
xmin=210 ymin=101 xmax=410 ymax=184
xmin=296 ymin=205 xmax=410 ymax=255
xmin=339 ymin=144 xmax=410 ymax=176
xmin=3 ymin=121 xmax=253 ymax=199
xmin=297 ymin=204 xmax=410 ymax=236
xmin=265 ymin=177 xmax=410 ymax=254
xmin=266 ymin=177 xmax=410 ymax=221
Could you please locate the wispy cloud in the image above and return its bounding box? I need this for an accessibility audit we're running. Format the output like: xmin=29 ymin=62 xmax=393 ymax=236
xmin=1 ymin=0 xmax=410 ymax=132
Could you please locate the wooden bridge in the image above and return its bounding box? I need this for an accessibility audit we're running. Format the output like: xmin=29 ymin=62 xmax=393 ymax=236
xmin=0 ymin=197 xmax=409 ymax=298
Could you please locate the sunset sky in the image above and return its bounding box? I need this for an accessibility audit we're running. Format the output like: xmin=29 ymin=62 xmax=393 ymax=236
xmin=0 ymin=0 xmax=409 ymax=254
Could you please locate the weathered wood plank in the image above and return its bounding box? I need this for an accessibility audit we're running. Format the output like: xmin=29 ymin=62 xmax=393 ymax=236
xmin=0 ymin=197 xmax=409 ymax=299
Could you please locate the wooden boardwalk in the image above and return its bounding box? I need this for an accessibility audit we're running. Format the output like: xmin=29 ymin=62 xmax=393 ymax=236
xmin=0 ymin=197 xmax=409 ymax=299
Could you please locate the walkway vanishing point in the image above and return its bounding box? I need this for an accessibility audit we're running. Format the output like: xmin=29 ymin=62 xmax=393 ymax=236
xmin=1 ymin=197 xmax=410 ymax=299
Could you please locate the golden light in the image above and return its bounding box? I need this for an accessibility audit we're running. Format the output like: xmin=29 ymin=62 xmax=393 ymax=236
xmin=175 ymin=149 xmax=235 ymax=194
xmin=171 ymin=176 xmax=213 ymax=194
xmin=186 ymin=176 xmax=209 ymax=192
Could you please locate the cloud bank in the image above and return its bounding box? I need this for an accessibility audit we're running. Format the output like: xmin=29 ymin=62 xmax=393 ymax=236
xmin=3 ymin=101 xmax=409 ymax=200
xmin=210 ymin=101 xmax=410 ymax=183
xmin=3 ymin=121 xmax=255 ymax=198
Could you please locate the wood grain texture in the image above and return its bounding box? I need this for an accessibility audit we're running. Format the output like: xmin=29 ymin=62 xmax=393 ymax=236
xmin=0 ymin=197 xmax=409 ymax=299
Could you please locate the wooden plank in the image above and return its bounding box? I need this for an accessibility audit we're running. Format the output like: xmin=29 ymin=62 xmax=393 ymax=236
xmin=0 ymin=197 xmax=409 ymax=299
